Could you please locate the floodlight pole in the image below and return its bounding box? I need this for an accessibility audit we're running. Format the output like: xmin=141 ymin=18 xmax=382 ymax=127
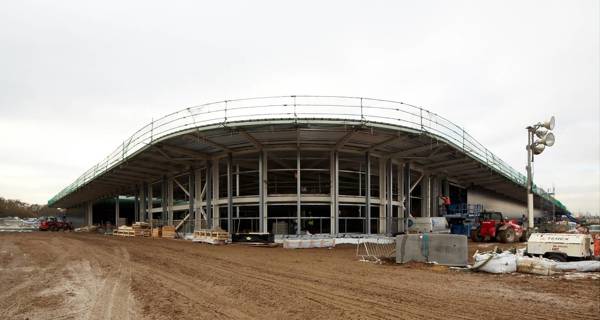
xmin=526 ymin=127 xmax=535 ymax=230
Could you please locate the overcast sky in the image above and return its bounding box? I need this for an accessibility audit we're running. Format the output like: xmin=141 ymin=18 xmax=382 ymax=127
xmin=0 ymin=0 xmax=598 ymax=214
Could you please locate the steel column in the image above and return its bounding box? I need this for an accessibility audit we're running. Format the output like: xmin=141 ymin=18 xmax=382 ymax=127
xmin=194 ymin=169 xmax=202 ymax=230
xmin=134 ymin=194 xmax=139 ymax=222
xmin=161 ymin=176 xmax=167 ymax=226
xmin=403 ymin=162 xmax=411 ymax=232
xmin=331 ymin=150 xmax=338 ymax=235
xmin=227 ymin=154 xmax=233 ymax=232
xmin=259 ymin=151 xmax=266 ymax=233
xmin=387 ymin=158 xmax=393 ymax=235
xmin=167 ymin=177 xmax=174 ymax=226
xmin=188 ymin=170 xmax=195 ymax=233
xmin=379 ymin=157 xmax=386 ymax=234
xmin=139 ymin=183 xmax=146 ymax=222
xmin=296 ymin=149 xmax=301 ymax=235
xmin=86 ymin=201 xmax=93 ymax=226
xmin=365 ymin=152 xmax=371 ymax=234
xmin=397 ymin=162 xmax=404 ymax=233
xmin=147 ymin=183 xmax=153 ymax=227
xmin=115 ymin=196 xmax=120 ymax=227
xmin=206 ymin=161 xmax=213 ymax=229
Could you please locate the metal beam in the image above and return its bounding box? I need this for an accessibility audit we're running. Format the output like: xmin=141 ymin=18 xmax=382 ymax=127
xmin=160 ymin=144 xmax=209 ymax=159
xmin=410 ymin=172 xmax=424 ymax=193
xmin=184 ymin=132 xmax=232 ymax=152
xmin=173 ymin=177 xmax=190 ymax=197
xmin=440 ymin=162 xmax=479 ymax=172
xmin=239 ymin=130 xmax=263 ymax=150
xmin=335 ymin=129 xmax=359 ymax=150
xmin=423 ymin=157 xmax=470 ymax=170
xmin=367 ymin=135 xmax=402 ymax=152
xmin=390 ymin=142 xmax=441 ymax=158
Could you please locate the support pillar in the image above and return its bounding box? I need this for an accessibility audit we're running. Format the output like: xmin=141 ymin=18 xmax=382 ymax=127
xmin=161 ymin=176 xmax=168 ymax=226
xmin=134 ymin=193 xmax=139 ymax=222
xmin=147 ymin=183 xmax=153 ymax=227
xmin=86 ymin=201 xmax=93 ymax=226
xmin=397 ymin=162 xmax=404 ymax=233
xmin=365 ymin=152 xmax=371 ymax=234
xmin=115 ymin=196 xmax=120 ymax=227
xmin=422 ymin=174 xmax=431 ymax=217
xmin=206 ymin=161 xmax=213 ymax=229
xmin=296 ymin=149 xmax=301 ymax=235
xmin=386 ymin=158 xmax=393 ymax=235
xmin=430 ymin=175 xmax=440 ymax=217
xmin=227 ymin=154 xmax=233 ymax=232
xmin=330 ymin=150 xmax=338 ymax=235
xmin=403 ymin=162 xmax=411 ymax=232
xmin=139 ymin=183 xmax=146 ymax=222
xmin=167 ymin=177 xmax=174 ymax=226
xmin=379 ymin=157 xmax=386 ymax=234
xmin=188 ymin=170 xmax=195 ymax=233
xmin=212 ymin=158 xmax=219 ymax=228
xmin=194 ymin=169 xmax=203 ymax=230
xmin=258 ymin=151 xmax=266 ymax=233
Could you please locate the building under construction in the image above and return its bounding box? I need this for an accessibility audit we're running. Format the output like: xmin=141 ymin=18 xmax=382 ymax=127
xmin=48 ymin=96 xmax=568 ymax=235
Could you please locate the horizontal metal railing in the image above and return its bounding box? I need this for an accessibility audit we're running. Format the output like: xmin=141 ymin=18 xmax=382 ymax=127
xmin=48 ymin=95 xmax=565 ymax=210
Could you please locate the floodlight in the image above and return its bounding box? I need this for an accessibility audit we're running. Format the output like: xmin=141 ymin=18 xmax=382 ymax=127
xmin=535 ymin=128 xmax=547 ymax=139
xmin=536 ymin=132 xmax=555 ymax=147
xmin=533 ymin=143 xmax=545 ymax=155
xmin=541 ymin=116 xmax=555 ymax=130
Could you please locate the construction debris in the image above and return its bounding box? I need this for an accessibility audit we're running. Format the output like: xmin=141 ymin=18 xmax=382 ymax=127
xmin=472 ymin=250 xmax=517 ymax=274
xmin=161 ymin=226 xmax=177 ymax=239
xmin=0 ymin=217 xmax=38 ymax=232
xmin=74 ymin=225 xmax=98 ymax=233
xmin=356 ymin=237 xmax=395 ymax=263
xmin=112 ymin=226 xmax=134 ymax=237
xmin=472 ymin=249 xmax=600 ymax=275
xmin=284 ymin=238 xmax=336 ymax=249
xmin=192 ymin=228 xmax=229 ymax=244
xmin=132 ymin=222 xmax=151 ymax=237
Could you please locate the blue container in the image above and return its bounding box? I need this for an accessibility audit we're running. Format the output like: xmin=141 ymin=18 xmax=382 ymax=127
xmin=450 ymin=223 xmax=471 ymax=237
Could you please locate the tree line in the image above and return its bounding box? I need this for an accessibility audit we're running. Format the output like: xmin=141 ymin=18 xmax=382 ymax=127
xmin=0 ymin=197 xmax=61 ymax=218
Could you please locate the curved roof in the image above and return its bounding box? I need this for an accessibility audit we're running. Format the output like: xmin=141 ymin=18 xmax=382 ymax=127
xmin=47 ymin=95 xmax=566 ymax=212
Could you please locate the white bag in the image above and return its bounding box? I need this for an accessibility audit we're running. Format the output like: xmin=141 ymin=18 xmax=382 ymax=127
xmin=473 ymin=252 xmax=517 ymax=273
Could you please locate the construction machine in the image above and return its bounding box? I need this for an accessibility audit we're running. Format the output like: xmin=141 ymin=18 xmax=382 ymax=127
xmin=471 ymin=211 xmax=526 ymax=243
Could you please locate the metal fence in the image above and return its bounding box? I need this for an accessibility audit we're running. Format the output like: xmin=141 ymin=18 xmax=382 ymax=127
xmin=48 ymin=95 xmax=565 ymax=210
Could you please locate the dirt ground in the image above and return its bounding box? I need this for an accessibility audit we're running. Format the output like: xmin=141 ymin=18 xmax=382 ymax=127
xmin=0 ymin=233 xmax=598 ymax=320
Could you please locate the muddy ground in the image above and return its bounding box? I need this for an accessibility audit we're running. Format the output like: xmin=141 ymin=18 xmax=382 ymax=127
xmin=0 ymin=233 xmax=598 ymax=320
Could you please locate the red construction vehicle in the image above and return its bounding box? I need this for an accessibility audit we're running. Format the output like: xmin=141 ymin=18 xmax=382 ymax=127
xmin=471 ymin=211 xmax=526 ymax=243
xmin=39 ymin=216 xmax=73 ymax=232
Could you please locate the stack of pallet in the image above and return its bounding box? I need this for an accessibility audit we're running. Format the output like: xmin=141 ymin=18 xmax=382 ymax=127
xmin=151 ymin=228 xmax=162 ymax=238
xmin=132 ymin=222 xmax=151 ymax=237
xmin=162 ymin=226 xmax=176 ymax=239
xmin=192 ymin=228 xmax=230 ymax=244
xmin=113 ymin=226 xmax=135 ymax=237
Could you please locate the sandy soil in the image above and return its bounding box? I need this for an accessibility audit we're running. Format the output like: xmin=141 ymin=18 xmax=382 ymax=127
xmin=0 ymin=233 xmax=598 ymax=320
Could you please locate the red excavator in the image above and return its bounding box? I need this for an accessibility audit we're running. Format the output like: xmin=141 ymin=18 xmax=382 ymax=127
xmin=471 ymin=211 xmax=526 ymax=243
xmin=39 ymin=216 xmax=73 ymax=232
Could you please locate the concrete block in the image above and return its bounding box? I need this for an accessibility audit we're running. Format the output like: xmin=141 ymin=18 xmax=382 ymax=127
xmin=396 ymin=234 xmax=468 ymax=266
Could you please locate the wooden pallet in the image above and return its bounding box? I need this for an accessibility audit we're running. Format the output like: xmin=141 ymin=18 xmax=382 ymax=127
xmin=134 ymin=229 xmax=151 ymax=237
xmin=162 ymin=226 xmax=176 ymax=239
xmin=151 ymin=228 xmax=162 ymax=238
xmin=113 ymin=227 xmax=135 ymax=237
xmin=193 ymin=229 xmax=230 ymax=244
